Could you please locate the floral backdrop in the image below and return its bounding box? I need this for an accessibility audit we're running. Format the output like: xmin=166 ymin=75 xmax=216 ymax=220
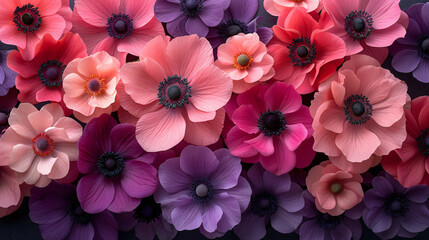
xmin=0 ymin=0 xmax=429 ymax=239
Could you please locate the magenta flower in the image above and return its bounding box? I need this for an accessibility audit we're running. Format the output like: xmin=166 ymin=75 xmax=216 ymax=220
xmin=29 ymin=182 xmax=118 ymax=240
xmin=225 ymin=81 xmax=315 ymax=175
xmin=77 ymin=114 xmax=158 ymax=213
xmin=154 ymin=145 xmax=252 ymax=236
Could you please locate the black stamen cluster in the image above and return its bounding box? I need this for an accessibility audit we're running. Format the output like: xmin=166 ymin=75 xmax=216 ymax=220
xmin=97 ymin=152 xmax=125 ymax=178
xmin=344 ymin=94 xmax=373 ymax=125
xmin=158 ymin=75 xmax=192 ymax=109
xmin=344 ymin=11 xmax=374 ymax=41
xmin=37 ymin=60 xmax=65 ymax=88
xmin=288 ymin=37 xmax=317 ymax=67
xmin=258 ymin=110 xmax=287 ymax=136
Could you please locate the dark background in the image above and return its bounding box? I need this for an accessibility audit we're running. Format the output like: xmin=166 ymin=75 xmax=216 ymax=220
xmin=1 ymin=0 xmax=428 ymax=239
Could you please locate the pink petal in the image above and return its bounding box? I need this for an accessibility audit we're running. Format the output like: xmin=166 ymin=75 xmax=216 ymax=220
xmin=35 ymin=15 xmax=66 ymax=40
xmin=259 ymin=137 xmax=296 ymax=175
xmin=121 ymin=160 xmax=158 ymax=198
xmin=75 ymin=0 xmax=120 ymax=27
xmin=48 ymin=151 xmax=70 ymax=180
xmin=245 ymin=133 xmax=275 ymax=157
xmin=225 ymin=126 xmax=259 ymax=158
xmin=281 ymin=124 xmax=308 ymax=151
xmin=9 ymin=144 xmax=35 ymax=173
xmin=336 ymin=189 xmax=360 ymax=210
xmin=365 ymin=0 xmax=401 ymax=29
xmin=231 ymin=105 xmax=259 ymax=134
xmin=77 ymin=174 xmax=114 ymax=213
xmin=37 ymin=155 xmax=58 ymax=175
xmin=183 ymin=108 xmax=225 ymax=147
xmin=318 ymin=102 xmax=345 ymax=133
xmin=35 ymin=87 xmax=62 ymax=103
xmin=123 ymin=0 xmax=155 ymax=28
xmin=366 ymin=117 xmax=406 ymax=157
xmin=70 ymin=12 xmax=107 ymax=54
xmin=365 ymin=22 xmax=406 ymax=48
xmin=185 ymin=103 xmax=216 ymax=123
xmin=264 ymin=82 xmax=302 ymax=114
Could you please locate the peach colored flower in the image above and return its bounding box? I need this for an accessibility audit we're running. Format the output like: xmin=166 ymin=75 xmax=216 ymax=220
xmin=0 ymin=103 xmax=82 ymax=187
xmin=215 ymin=33 xmax=275 ymax=93
xmin=310 ymin=55 xmax=408 ymax=172
xmin=63 ymin=51 xmax=121 ymax=123
xmin=264 ymin=0 xmax=320 ymax=16
xmin=120 ymin=35 xmax=232 ymax=152
xmin=306 ymin=161 xmax=364 ymax=216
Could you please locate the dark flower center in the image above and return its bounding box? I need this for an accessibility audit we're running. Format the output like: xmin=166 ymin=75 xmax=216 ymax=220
xmin=237 ymin=54 xmax=250 ymax=66
xmin=250 ymin=192 xmax=278 ymax=217
xmin=32 ymin=133 xmax=54 ymax=157
xmin=384 ymin=194 xmax=409 ymax=217
xmin=345 ymin=11 xmax=373 ymax=40
xmin=158 ymin=75 xmax=192 ymax=109
xmin=416 ymin=128 xmax=429 ymax=158
xmin=344 ymin=94 xmax=373 ymax=125
xmin=133 ymin=196 xmax=162 ymax=223
xmin=317 ymin=213 xmax=343 ymax=231
xmin=107 ymin=14 xmax=133 ymax=39
xmin=88 ymin=79 xmax=101 ymax=92
xmin=0 ymin=112 xmax=7 ymax=126
xmin=68 ymin=197 xmax=91 ymax=224
xmin=330 ymin=182 xmax=342 ymax=194
xmin=38 ymin=60 xmax=65 ymax=88
xmin=258 ymin=110 xmax=287 ymax=136
xmin=190 ymin=178 xmax=213 ymax=203
xmin=218 ymin=19 xmax=249 ymax=40
xmin=288 ymin=37 xmax=317 ymax=67
xmin=97 ymin=152 xmax=125 ymax=178
xmin=417 ymin=36 xmax=429 ymax=58
xmin=180 ymin=0 xmax=203 ymax=17
xmin=13 ymin=4 xmax=42 ymax=33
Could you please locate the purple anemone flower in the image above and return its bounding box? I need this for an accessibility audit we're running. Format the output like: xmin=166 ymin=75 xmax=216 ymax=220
xmin=362 ymin=173 xmax=429 ymax=239
xmin=234 ymin=164 xmax=304 ymax=240
xmin=298 ymin=190 xmax=363 ymax=240
xmin=29 ymin=182 xmax=118 ymax=240
xmin=390 ymin=3 xmax=429 ymax=83
xmin=114 ymin=196 xmax=177 ymax=240
xmin=0 ymin=42 xmax=17 ymax=96
xmin=0 ymin=87 xmax=17 ymax=136
xmin=206 ymin=0 xmax=273 ymax=50
xmin=154 ymin=0 xmax=232 ymax=37
xmin=77 ymin=114 xmax=158 ymax=214
xmin=154 ymin=145 xmax=252 ymax=237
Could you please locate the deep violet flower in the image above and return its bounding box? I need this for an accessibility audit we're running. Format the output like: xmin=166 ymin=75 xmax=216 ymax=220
xmin=225 ymin=81 xmax=315 ymax=176
xmin=298 ymin=190 xmax=363 ymax=240
xmin=206 ymin=0 xmax=273 ymax=50
xmin=77 ymin=114 xmax=158 ymax=214
xmin=362 ymin=173 xmax=429 ymax=239
xmin=0 ymin=43 xmax=17 ymax=96
xmin=0 ymin=87 xmax=18 ymax=136
xmin=154 ymin=145 xmax=252 ymax=236
xmin=29 ymin=181 xmax=118 ymax=240
xmin=381 ymin=96 xmax=429 ymax=187
xmin=114 ymin=196 xmax=177 ymax=240
xmin=390 ymin=3 xmax=429 ymax=83
xmin=72 ymin=0 xmax=165 ymax=64
xmin=234 ymin=164 xmax=304 ymax=240
xmin=154 ymin=0 xmax=231 ymax=38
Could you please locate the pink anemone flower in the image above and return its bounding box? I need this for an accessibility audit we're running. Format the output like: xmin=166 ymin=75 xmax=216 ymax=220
xmin=264 ymin=0 xmax=320 ymax=16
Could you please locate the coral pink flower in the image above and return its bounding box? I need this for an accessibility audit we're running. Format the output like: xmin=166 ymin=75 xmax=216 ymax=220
xmin=310 ymin=55 xmax=408 ymax=170
xmin=7 ymin=32 xmax=87 ymax=111
xmin=323 ymin=0 xmax=408 ymax=63
xmin=215 ymin=33 xmax=275 ymax=93
xmin=72 ymin=0 xmax=165 ymax=64
xmin=120 ymin=35 xmax=232 ymax=152
xmin=63 ymin=51 xmax=121 ymax=123
xmin=306 ymin=161 xmax=364 ymax=216
xmin=225 ymin=81 xmax=315 ymax=176
xmin=264 ymin=0 xmax=320 ymax=16
xmin=0 ymin=0 xmax=72 ymax=61
xmin=0 ymin=103 xmax=82 ymax=187
xmin=268 ymin=7 xmax=346 ymax=94
xmin=381 ymin=96 xmax=429 ymax=187
xmin=0 ymin=166 xmax=21 ymax=210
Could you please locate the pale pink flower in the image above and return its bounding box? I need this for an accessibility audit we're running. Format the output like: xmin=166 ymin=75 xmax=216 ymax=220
xmin=264 ymin=0 xmax=320 ymax=16
xmin=0 ymin=103 xmax=82 ymax=187
xmin=215 ymin=33 xmax=275 ymax=93
xmin=63 ymin=51 xmax=121 ymax=123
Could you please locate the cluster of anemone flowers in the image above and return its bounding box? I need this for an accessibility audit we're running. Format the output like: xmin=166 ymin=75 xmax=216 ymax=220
xmin=0 ymin=0 xmax=429 ymax=239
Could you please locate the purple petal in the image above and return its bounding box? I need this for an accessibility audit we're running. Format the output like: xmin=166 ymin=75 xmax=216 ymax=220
xmin=406 ymin=4 xmax=428 ymax=33
xmin=299 ymin=219 xmax=325 ymax=240
xmin=256 ymin=27 xmax=273 ymax=45
xmin=198 ymin=0 xmax=231 ymax=27
xmin=271 ymin=207 xmax=302 ymax=234
xmin=166 ymin=15 xmax=188 ymax=37
xmin=391 ymin=49 xmax=421 ymax=73
xmin=421 ymin=3 xmax=429 ymax=33
xmin=214 ymin=196 xmax=242 ymax=233
xmin=121 ymin=160 xmax=158 ymax=198
xmin=396 ymin=18 xmax=421 ymax=46
xmin=114 ymin=212 xmax=138 ymax=231
xmin=229 ymin=0 xmax=258 ymax=23
xmin=110 ymin=124 xmax=144 ymax=159
xmin=413 ymin=59 xmax=429 ymax=83
xmin=363 ymin=190 xmax=385 ymax=209
xmin=301 ymin=191 xmax=318 ymax=218
xmin=185 ymin=17 xmax=209 ymax=37
xmin=225 ymin=176 xmax=252 ymax=211
xmin=153 ymin=219 xmax=177 ymax=240
xmin=39 ymin=215 xmax=73 ymax=240
xmin=371 ymin=176 xmax=394 ymax=197
xmin=376 ymin=217 xmax=400 ymax=239
xmin=29 ymin=195 xmax=69 ymax=224
xmin=210 ymin=148 xmax=241 ymax=189
xmin=68 ymin=223 xmax=95 ymax=240
xmin=329 ymin=223 xmax=352 ymax=240
xmin=77 ymin=174 xmax=115 ymax=214
xmin=400 ymin=202 xmax=429 ymax=233
xmin=233 ymin=211 xmax=267 ymax=240
xmin=342 ymin=217 xmax=362 ymax=240
xmin=362 ymin=206 xmax=392 ymax=233
xmin=202 ymin=204 xmax=223 ymax=232
xmin=154 ymin=0 xmax=183 ymax=22
xmin=158 ymin=157 xmax=192 ymax=193
xmin=135 ymin=222 xmax=156 ymax=240
xmin=405 ymin=185 xmax=429 ymax=203
xmin=179 ymin=145 xmax=218 ymax=178
xmin=108 ymin=182 xmax=141 ymax=213
xmin=170 ymin=199 xmax=203 ymax=231
xmin=246 ymin=164 xmax=266 ymax=193
xmin=246 ymin=17 xmax=258 ymax=33
xmin=0 ymin=87 xmax=18 ymax=112
xmin=397 ymin=226 xmax=419 ymax=238
xmin=277 ymin=182 xmax=304 ymax=213
xmin=263 ymin=170 xmax=291 ymax=195
xmin=92 ymin=210 xmax=118 ymax=240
